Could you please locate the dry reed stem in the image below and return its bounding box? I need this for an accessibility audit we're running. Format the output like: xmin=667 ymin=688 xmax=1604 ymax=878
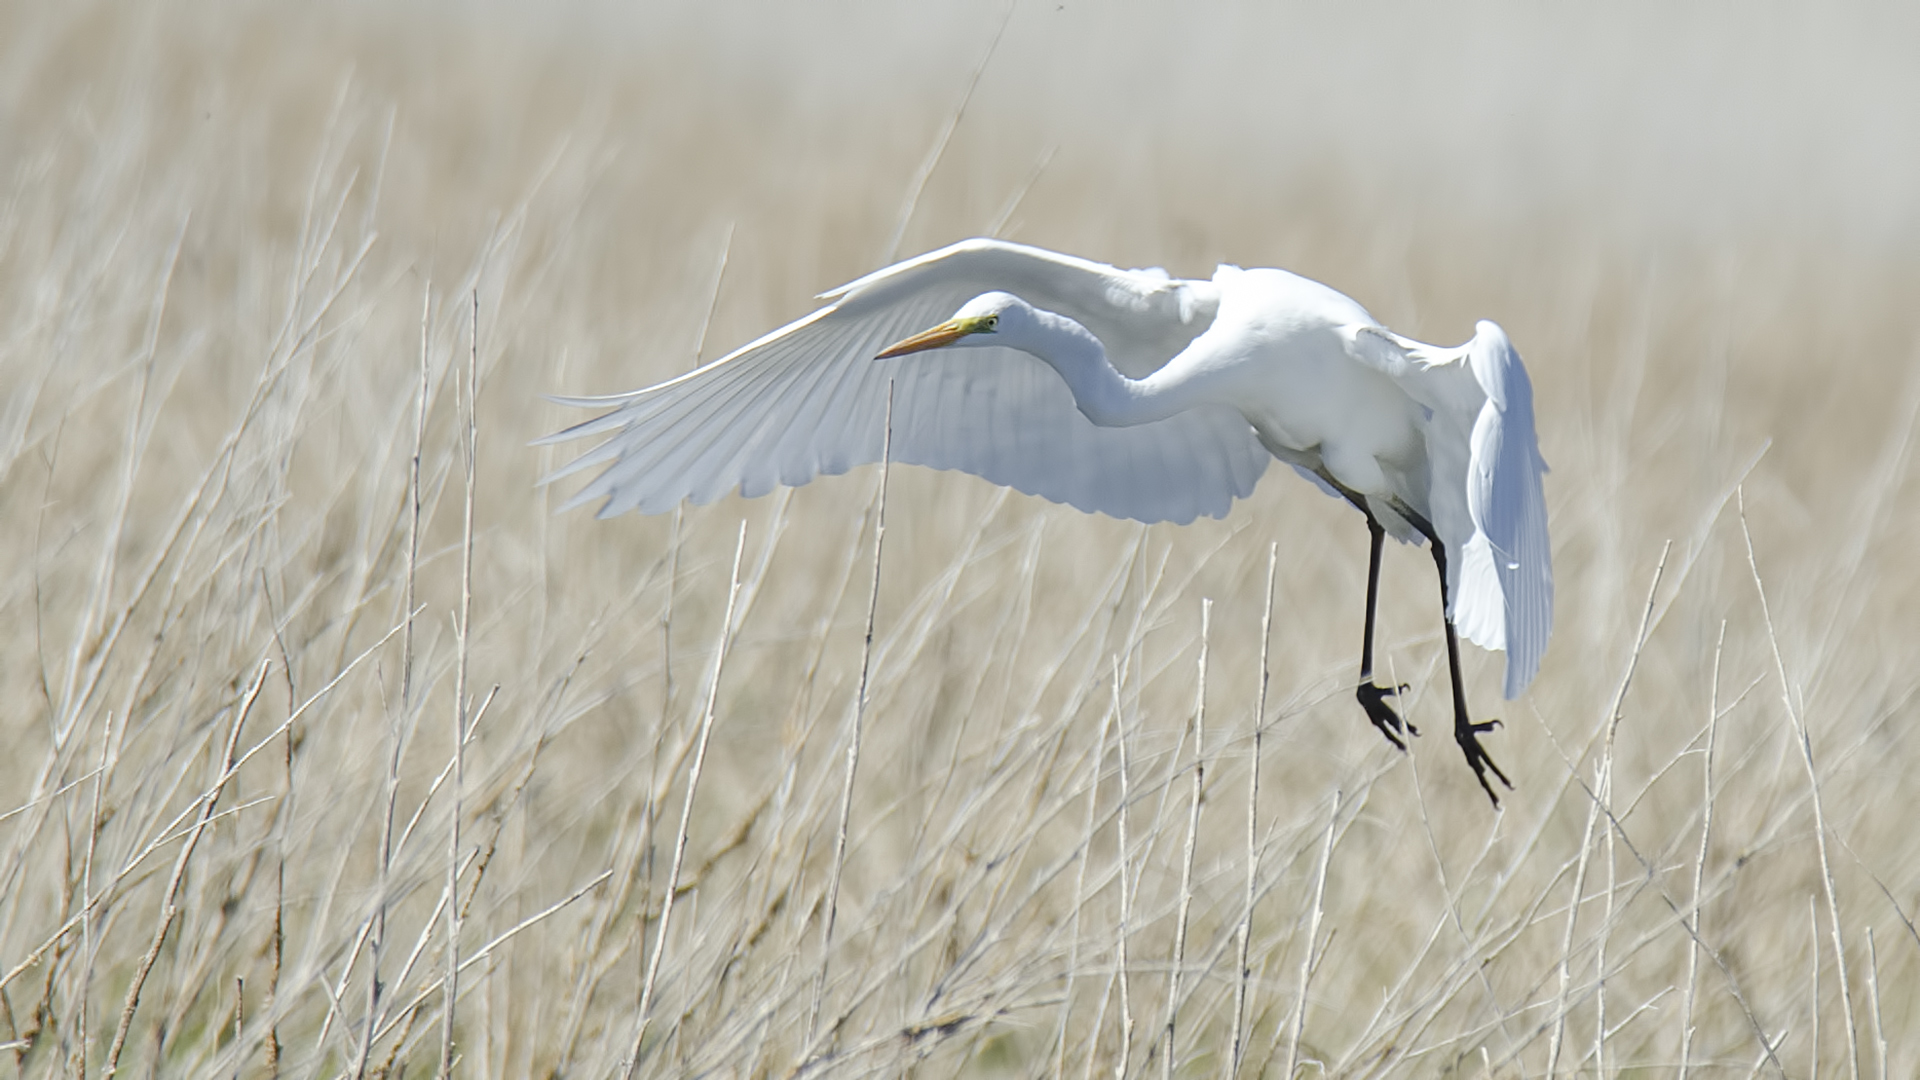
xmin=231 ymin=976 xmax=243 ymax=1080
xmin=986 ymin=143 xmax=1059 ymax=239
xmin=1112 ymin=658 xmax=1134 ymax=1080
xmin=437 ymin=290 xmax=480 ymax=1080
xmin=806 ymin=380 xmax=896 ymax=1056
xmin=882 ymin=3 xmax=1013 ymax=262
xmin=655 ymin=225 xmax=733 ymax=778
xmin=371 ymin=867 xmax=616 ymax=1042
xmin=1865 ymin=929 xmax=1886 ymax=1080
xmin=627 ymin=521 xmax=748 ymax=1076
xmin=1159 ymin=598 xmax=1208 ymax=1080
xmin=1230 ymin=542 xmax=1276 ymax=1079
xmin=358 ymin=280 xmax=432 ymax=1080
xmin=104 ymin=659 xmax=269 ymax=1078
xmin=1053 ymin=682 xmax=1108 ymax=1080
xmin=1679 ymin=618 xmax=1728 ymax=1080
xmin=1740 ymin=487 xmax=1859 ymax=1080
xmin=1548 ymin=541 xmax=1667 ymax=1075
xmin=1 ymin=621 xmax=404 ymax=1024
xmin=75 ymin=709 xmax=111 ymax=1080
xmin=1285 ymin=790 xmax=1338 ymax=1080
xmin=1807 ymin=896 xmax=1821 ymax=1073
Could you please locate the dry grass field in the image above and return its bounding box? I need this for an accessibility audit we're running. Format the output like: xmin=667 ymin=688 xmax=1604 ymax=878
xmin=2 ymin=2 xmax=1918 ymax=1076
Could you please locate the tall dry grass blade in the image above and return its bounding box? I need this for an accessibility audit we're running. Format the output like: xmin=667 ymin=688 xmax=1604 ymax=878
xmin=882 ymin=2 xmax=1013 ymax=262
xmin=1231 ymin=542 xmax=1276 ymax=1079
xmin=403 ymin=280 xmax=431 ymax=705
xmin=231 ymin=977 xmax=243 ymax=1080
xmin=1680 ymin=618 xmax=1729 ymax=1080
xmin=1810 ymin=896 xmax=1821 ymax=1075
xmin=1054 ymin=685 xmax=1110 ymax=1080
xmin=359 ymin=865 xmax=620 ymax=1054
xmin=986 ymin=143 xmax=1058 ymax=239
xmin=437 ymin=290 xmax=480 ymax=1080
xmin=1740 ymin=487 xmax=1859 ymax=1080
xmin=1113 ymin=657 xmax=1134 ymax=1080
xmin=459 ymin=870 xmax=615 ymax=977
xmin=627 ymin=521 xmax=747 ymax=1077
xmin=654 ymin=223 xmax=735 ymax=755
xmin=75 ymin=710 xmax=112 ymax=1079
xmin=1285 ymin=791 xmax=1338 ymax=1080
xmin=690 ymin=221 xmax=734 ymax=368
xmin=806 ymin=380 xmax=895 ymax=1054
xmin=104 ymin=660 xmax=269 ymax=1078
xmin=358 ymin=279 xmax=431 ymax=1080
xmin=1550 ymin=540 xmax=1668 ymax=1075
xmin=660 ymin=504 xmax=682 ymax=751
xmin=0 ymin=619 xmax=404 ymax=1002
xmin=1160 ymin=598 xmax=1209 ymax=1080
xmin=1865 ymin=928 xmax=1886 ymax=1080
xmin=1597 ymin=540 xmax=1670 ymax=1074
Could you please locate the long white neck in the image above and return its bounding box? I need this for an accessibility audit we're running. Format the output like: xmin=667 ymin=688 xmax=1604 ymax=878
xmin=1006 ymin=306 xmax=1213 ymax=427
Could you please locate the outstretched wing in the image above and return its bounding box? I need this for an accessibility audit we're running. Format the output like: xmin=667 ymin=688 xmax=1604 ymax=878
xmin=540 ymin=239 xmax=1270 ymax=525
xmin=1349 ymin=320 xmax=1553 ymax=698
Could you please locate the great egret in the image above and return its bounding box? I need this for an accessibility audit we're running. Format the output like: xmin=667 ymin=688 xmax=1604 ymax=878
xmin=542 ymin=238 xmax=1551 ymax=804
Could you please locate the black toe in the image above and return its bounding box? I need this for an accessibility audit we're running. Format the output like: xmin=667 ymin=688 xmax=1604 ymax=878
xmin=1454 ymin=718 xmax=1513 ymax=806
xmin=1357 ymin=681 xmax=1418 ymax=750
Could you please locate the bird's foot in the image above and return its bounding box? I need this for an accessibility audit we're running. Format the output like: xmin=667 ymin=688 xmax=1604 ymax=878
xmin=1455 ymin=717 xmax=1513 ymax=807
xmin=1356 ymin=681 xmax=1418 ymax=751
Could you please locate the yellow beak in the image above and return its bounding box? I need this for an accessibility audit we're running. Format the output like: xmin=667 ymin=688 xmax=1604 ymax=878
xmin=876 ymin=318 xmax=975 ymax=359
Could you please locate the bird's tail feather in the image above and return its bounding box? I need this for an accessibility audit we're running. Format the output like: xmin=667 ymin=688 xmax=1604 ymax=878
xmin=1451 ymin=321 xmax=1553 ymax=699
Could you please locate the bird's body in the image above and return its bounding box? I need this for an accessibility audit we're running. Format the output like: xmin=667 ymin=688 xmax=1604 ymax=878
xmin=544 ymin=238 xmax=1551 ymax=801
xmin=1138 ymin=266 xmax=1430 ymax=534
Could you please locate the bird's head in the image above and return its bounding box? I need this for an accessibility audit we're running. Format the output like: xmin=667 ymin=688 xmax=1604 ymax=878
xmin=876 ymin=292 xmax=1027 ymax=358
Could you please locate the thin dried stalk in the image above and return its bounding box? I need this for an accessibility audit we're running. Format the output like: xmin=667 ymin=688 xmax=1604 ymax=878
xmin=105 ymin=661 xmax=270 ymax=1078
xmin=1161 ymin=599 xmax=1209 ymax=1080
xmin=1285 ymin=791 xmax=1338 ymax=1080
xmin=437 ymin=290 xmax=479 ymax=1080
xmin=882 ymin=4 xmax=1012 ymax=261
xmin=1741 ymin=488 xmax=1859 ymax=1080
xmin=1233 ymin=543 xmax=1276 ymax=1078
xmin=1811 ymin=896 xmax=1822 ymax=1073
xmin=1053 ymin=686 xmax=1109 ymax=1080
xmin=1866 ymin=929 xmax=1887 ymax=1080
xmin=1681 ymin=619 xmax=1728 ymax=1079
xmin=806 ymin=380 xmax=895 ymax=1052
xmin=358 ymin=279 xmax=431 ymax=1080
xmin=1112 ymin=658 xmax=1134 ymax=1080
xmin=1550 ymin=543 xmax=1668 ymax=1074
xmin=626 ymin=521 xmax=748 ymax=1077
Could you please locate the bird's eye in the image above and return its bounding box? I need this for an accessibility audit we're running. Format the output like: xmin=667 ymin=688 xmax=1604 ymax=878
xmin=984 ymin=315 xmax=998 ymax=330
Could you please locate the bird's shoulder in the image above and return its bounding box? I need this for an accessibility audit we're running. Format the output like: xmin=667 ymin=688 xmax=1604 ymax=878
xmin=1207 ymin=264 xmax=1380 ymax=338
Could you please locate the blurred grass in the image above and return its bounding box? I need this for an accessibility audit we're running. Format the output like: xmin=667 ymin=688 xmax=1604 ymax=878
xmin=1 ymin=1 xmax=1917 ymax=1076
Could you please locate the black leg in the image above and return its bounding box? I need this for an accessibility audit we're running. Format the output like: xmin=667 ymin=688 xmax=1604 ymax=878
xmin=1427 ymin=538 xmax=1513 ymax=806
xmin=1356 ymin=516 xmax=1416 ymax=749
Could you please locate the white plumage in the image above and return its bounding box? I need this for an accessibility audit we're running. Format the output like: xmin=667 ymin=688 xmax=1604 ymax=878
xmin=542 ymin=238 xmax=1551 ymax=801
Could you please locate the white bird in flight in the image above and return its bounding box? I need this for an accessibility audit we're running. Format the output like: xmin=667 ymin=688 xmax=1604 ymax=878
xmin=542 ymin=238 xmax=1551 ymax=803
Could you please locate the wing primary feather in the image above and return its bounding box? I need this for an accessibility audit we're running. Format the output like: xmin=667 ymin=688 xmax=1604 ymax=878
xmin=652 ymin=341 xmax=825 ymax=507
xmin=695 ymin=343 xmax=827 ymax=501
xmin=575 ymin=348 xmax=790 ymax=513
xmin=756 ymin=322 xmax=879 ymax=489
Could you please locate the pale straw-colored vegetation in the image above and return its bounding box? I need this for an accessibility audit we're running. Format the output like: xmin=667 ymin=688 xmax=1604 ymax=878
xmin=1 ymin=2 xmax=1916 ymax=1076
